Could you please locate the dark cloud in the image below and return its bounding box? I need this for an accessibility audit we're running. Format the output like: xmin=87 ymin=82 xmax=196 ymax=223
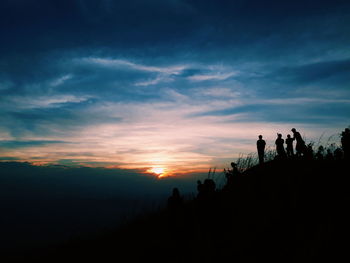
xmin=1 ymin=0 xmax=349 ymax=58
xmin=0 ymin=140 xmax=69 ymax=148
xmin=0 ymin=156 xmax=21 ymax=161
xmin=269 ymin=59 xmax=350 ymax=85
xmin=192 ymin=100 xmax=350 ymax=125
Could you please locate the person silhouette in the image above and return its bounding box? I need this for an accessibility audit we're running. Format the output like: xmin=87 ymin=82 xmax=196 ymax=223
xmin=315 ymin=145 xmax=324 ymax=160
xmin=325 ymin=149 xmax=334 ymax=161
xmin=291 ymin=128 xmax=306 ymax=157
xmin=275 ymin=133 xmax=286 ymax=159
xmin=334 ymin=147 xmax=343 ymax=160
xmin=167 ymin=188 xmax=183 ymax=211
xmin=257 ymin=135 xmax=266 ymax=164
xmin=341 ymin=128 xmax=350 ymax=160
xmin=197 ymin=180 xmax=205 ymax=199
xmin=285 ymin=134 xmax=294 ymax=157
xmin=305 ymin=143 xmax=314 ymax=160
xmin=203 ymin=179 xmax=216 ymax=196
xmin=225 ymin=162 xmax=240 ymax=187
xmin=230 ymin=162 xmax=239 ymax=175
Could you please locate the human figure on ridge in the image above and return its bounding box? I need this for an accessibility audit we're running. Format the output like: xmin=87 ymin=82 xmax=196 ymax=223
xmin=334 ymin=147 xmax=343 ymax=160
xmin=275 ymin=133 xmax=287 ymax=159
xmin=285 ymin=134 xmax=294 ymax=157
xmin=167 ymin=188 xmax=183 ymax=211
xmin=257 ymin=135 xmax=266 ymax=164
xmin=225 ymin=162 xmax=240 ymax=187
xmin=341 ymin=128 xmax=350 ymax=160
xmin=315 ymin=146 xmax=324 ymax=160
xmin=197 ymin=180 xmax=205 ymax=200
xmin=325 ymin=149 xmax=334 ymax=161
xmin=291 ymin=128 xmax=306 ymax=157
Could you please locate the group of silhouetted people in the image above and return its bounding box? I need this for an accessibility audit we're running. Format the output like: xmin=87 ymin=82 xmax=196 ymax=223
xmin=257 ymin=128 xmax=309 ymax=163
xmin=257 ymin=127 xmax=350 ymax=164
xmin=168 ymin=127 xmax=350 ymax=208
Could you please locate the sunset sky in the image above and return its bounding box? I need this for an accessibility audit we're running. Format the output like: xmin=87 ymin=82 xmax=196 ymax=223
xmin=1 ymin=0 xmax=349 ymax=176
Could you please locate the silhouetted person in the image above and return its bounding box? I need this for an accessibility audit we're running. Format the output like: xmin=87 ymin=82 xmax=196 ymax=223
xmin=167 ymin=188 xmax=183 ymax=211
xmin=285 ymin=134 xmax=294 ymax=157
xmin=325 ymin=149 xmax=334 ymax=161
xmin=315 ymin=146 xmax=324 ymax=160
xmin=257 ymin=135 xmax=266 ymax=164
xmin=291 ymin=128 xmax=306 ymax=157
xmin=167 ymin=188 xmax=185 ymax=246
xmin=334 ymin=147 xmax=343 ymax=161
xmin=231 ymin=162 xmax=240 ymax=175
xmin=203 ymin=179 xmax=216 ymax=196
xmin=225 ymin=162 xmax=240 ymax=188
xmin=305 ymin=143 xmax=314 ymax=160
xmin=341 ymin=128 xmax=350 ymax=160
xmin=197 ymin=180 xmax=205 ymax=199
xmin=275 ymin=133 xmax=286 ymax=159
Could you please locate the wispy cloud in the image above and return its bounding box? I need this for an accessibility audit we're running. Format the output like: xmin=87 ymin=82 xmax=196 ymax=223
xmin=134 ymin=75 xmax=174 ymax=86
xmin=80 ymin=57 xmax=187 ymax=75
xmin=2 ymin=94 xmax=91 ymax=109
xmin=50 ymin=74 xmax=73 ymax=87
xmin=188 ymin=72 xmax=237 ymax=82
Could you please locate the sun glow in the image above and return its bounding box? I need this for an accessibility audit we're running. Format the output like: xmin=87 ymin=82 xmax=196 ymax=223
xmin=147 ymin=167 xmax=166 ymax=177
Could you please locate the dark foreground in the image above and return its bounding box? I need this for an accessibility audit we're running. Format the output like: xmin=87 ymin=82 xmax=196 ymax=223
xmin=9 ymin=159 xmax=350 ymax=262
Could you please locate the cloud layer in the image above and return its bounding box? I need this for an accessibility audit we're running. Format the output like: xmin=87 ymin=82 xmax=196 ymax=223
xmin=1 ymin=0 xmax=349 ymax=174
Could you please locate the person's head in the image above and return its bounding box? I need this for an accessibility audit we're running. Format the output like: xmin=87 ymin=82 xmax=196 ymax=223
xmin=231 ymin=162 xmax=236 ymax=168
xmin=345 ymin=128 xmax=350 ymax=133
xmin=258 ymin=135 xmax=263 ymax=139
xmin=172 ymin=188 xmax=180 ymax=196
xmin=277 ymin=133 xmax=282 ymax=138
xmin=197 ymin=180 xmax=202 ymax=185
xmin=287 ymin=134 xmax=291 ymax=138
xmin=291 ymin=128 xmax=296 ymax=133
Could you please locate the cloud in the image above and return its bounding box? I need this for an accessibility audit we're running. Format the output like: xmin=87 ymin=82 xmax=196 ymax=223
xmin=50 ymin=74 xmax=73 ymax=87
xmin=0 ymin=0 xmax=349 ymax=173
xmin=188 ymin=72 xmax=237 ymax=82
xmin=134 ymin=75 xmax=174 ymax=86
xmin=0 ymin=140 xmax=70 ymax=149
xmin=2 ymin=94 xmax=91 ymax=109
xmin=80 ymin=57 xmax=187 ymax=75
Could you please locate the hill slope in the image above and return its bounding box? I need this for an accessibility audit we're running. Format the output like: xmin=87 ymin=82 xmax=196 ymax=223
xmin=18 ymin=159 xmax=350 ymax=262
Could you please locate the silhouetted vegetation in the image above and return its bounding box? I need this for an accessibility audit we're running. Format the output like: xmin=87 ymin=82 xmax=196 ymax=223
xmin=4 ymin=127 xmax=350 ymax=263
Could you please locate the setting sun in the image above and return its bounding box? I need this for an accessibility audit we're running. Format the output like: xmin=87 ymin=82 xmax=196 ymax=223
xmin=148 ymin=167 xmax=166 ymax=177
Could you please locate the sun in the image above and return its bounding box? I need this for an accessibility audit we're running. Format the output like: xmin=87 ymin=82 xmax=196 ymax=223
xmin=150 ymin=167 xmax=164 ymax=175
xmin=147 ymin=167 xmax=166 ymax=177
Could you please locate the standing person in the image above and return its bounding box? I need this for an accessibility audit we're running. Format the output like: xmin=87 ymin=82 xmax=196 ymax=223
xmin=167 ymin=188 xmax=183 ymax=211
xmin=291 ymin=128 xmax=306 ymax=157
xmin=341 ymin=128 xmax=350 ymax=160
xmin=285 ymin=134 xmax=294 ymax=157
xmin=275 ymin=133 xmax=287 ymax=159
xmin=257 ymin=135 xmax=266 ymax=164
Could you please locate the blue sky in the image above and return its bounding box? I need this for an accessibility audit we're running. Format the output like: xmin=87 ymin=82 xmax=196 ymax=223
xmin=0 ymin=0 xmax=349 ymax=174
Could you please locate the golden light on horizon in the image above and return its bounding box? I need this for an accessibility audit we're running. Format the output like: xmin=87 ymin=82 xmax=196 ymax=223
xmin=147 ymin=167 xmax=166 ymax=178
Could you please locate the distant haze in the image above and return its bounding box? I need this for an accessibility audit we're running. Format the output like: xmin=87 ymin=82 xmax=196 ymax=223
xmin=0 ymin=162 xmax=204 ymax=251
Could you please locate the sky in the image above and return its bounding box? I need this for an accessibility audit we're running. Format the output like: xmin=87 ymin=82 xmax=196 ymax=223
xmin=1 ymin=0 xmax=350 ymax=176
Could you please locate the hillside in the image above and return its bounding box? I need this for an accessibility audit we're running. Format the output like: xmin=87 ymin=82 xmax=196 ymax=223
xmin=19 ymin=157 xmax=349 ymax=263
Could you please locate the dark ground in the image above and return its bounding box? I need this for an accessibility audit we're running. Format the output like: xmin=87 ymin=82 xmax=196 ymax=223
xmin=9 ymin=158 xmax=348 ymax=263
